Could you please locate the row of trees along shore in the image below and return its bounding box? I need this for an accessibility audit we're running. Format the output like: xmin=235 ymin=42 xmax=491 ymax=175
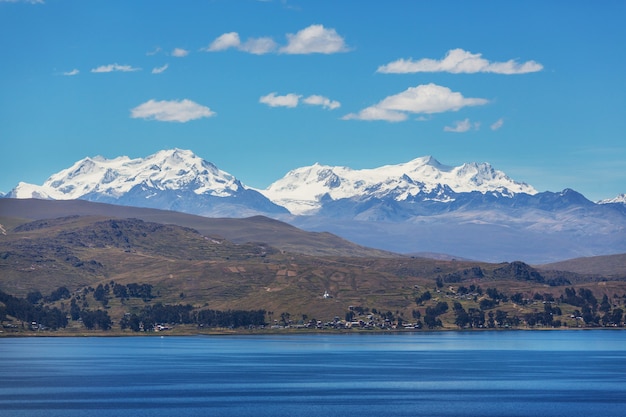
xmin=1 ymin=282 xmax=626 ymax=332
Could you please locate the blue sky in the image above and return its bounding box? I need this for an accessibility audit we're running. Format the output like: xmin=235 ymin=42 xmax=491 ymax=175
xmin=1 ymin=0 xmax=625 ymax=201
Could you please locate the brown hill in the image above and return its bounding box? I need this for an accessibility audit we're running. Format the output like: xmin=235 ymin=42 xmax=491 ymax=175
xmin=0 ymin=198 xmax=396 ymax=258
xmin=538 ymin=253 xmax=626 ymax=278
xmin=2 ymin=212 xmax=626 ymax=333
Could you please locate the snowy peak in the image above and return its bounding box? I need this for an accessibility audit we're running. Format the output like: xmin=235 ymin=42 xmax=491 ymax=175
xmin=261 ymin=157 xmax=536 ymax=215
xmin=7 ymin=150 xmax=540 ymax=218
xmin=452 ymin=162 xmax=520 ymax=196
xmin=9 ymin=149 xmax=242 ymax=200
xmin=400 ymin=155 xmax=448 ymax=171
xmin=9 ymin=182 xmax=54 ymax=200
xmin=599 ymin=193 xmax=626 ymax=205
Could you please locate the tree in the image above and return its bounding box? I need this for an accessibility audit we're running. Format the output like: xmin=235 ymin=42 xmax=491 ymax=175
xmin=45 ymin=286 xmax=70 ymax=303
xmin=424 ymin=302 xmax=448 ymax=329
xmin=26 ymin=291 xmax=43 ymax=305
xmin=495 ymin=310 xmax=509 ymax=327
xmin=93 ymin=284 xmax=107 ymax=303
xmin=486 ymin=288 xmax=500 ymax=300
xmin=468 ymin=308 xmax=485 ymax=328
xmin=453 ymin=303 xmax=470 ymax=328
xmin=70 ymin=299 xmax=81 ymax=321
xmin=423 ymin=314 xmax=442 ymax=329
xmin=345 ymin=311 xmax=355 ymax=322
xmin=612 ymin=308 xmax=624 ymax=326
xmin=113 ymin=284 xmax=129 ymax=300
xmin=511 ymin=293 xmax=525 ymax=305
xmin=600 ymin=295 xmax=611 ymax=313
xmin=81 ymin=310 xmax=112 ymax=330
xmin=120 ymin=314 xmax=142 ymax=331
xmin=426 ymin=302 xmax=448 ymax=317
xmin=415 ymin=291 xmax=431 ymax=305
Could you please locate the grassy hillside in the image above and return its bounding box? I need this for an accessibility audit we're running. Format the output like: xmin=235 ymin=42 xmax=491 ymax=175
xmin=538 ymin=253 xmax=626 ymax=278
xmin=1 ymin=204 xmax=626 ymax=334
xmin=0 ymin=198 xmax=396 ymax=258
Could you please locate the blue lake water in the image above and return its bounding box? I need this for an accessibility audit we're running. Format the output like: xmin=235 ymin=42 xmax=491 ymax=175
xmin=1 ymin=331 xmax=626 ymax=417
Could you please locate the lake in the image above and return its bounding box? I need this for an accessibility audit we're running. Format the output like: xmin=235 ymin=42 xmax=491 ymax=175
xmin=1 ymin=331 xmax=626 ymax=416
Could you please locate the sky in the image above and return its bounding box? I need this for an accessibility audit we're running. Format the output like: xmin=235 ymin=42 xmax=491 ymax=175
xmin=1 ymin=0 xmax=625 ymax=202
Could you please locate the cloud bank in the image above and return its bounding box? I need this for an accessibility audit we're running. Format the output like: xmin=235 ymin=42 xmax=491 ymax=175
xmin=280 ymin=24 xmax=348 ymax=54
xmin=203 ymin=32 xmax=278 ymax=55
xmin=172 ymin=48 xmax=189 ymax=57
xmin=146 ymin=47 xmax=162 ymax=56
xmin=205 ymin=32 xmax=241 ymax=51
xmin=302 ymin=95 xmax=341 ymax=110
xmin=91 ymin=63 xmax=141 ymax=73
xmin=444 ymin=118 xmax=480 ymax=133
xmin=151 ymin=64 xmax=169 ymax=74
xmin=0 ymin=0 xmax=44 ymax=3
xmin=259 ymin=93 xmax=301 ymax=108
xmin=204 ymin=24 xmax=348 ymax=55
xmin=130 ymin=99 xmax=215 ymax=122
xmin=378 ymin=48 xmax=543 ymax=74
xmin=260 ymin=92 xmax=341 ymax=109
xmin=343 ymin=83 xmax=488 ymax=122
xmin=491 ymin=118 xmax=505 ymax=131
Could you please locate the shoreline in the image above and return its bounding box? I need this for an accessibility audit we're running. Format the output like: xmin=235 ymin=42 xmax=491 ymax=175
xmin=1 ymin=325 xmax=618 ymax=338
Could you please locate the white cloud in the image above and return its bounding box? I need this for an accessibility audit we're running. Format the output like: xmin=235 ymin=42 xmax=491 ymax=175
xmin=151 ymin=64 xmax=169 ymax=74
xmin=444 ymin=118 xmax=480 ymax=133
xmin=172 ymin=48 xmax=189 ymax=57
xmin=91 ymin=63 xmax=141 ymax=73
xmin=63 ymin=69 xmax=79 ymax=76
xmin=240 ymin=37 xmax=278 ymax=55
xmin=343 ymin=83 xmax=488 ymax=122
xmin=204 ymin=32 xmax=242 ymax=52
xmin=280 ymin=24 xmax=348 ymax=54
xmin=0 ymin=0 xmax=44 ymax=3
xmin=303 ymin=95 xmax=341 ymax=110
xmin=204 ymin=32 xmax=277 ymax=55
xmin=377 ymin=48 xmax=543 ymax=74
xmin=259 ymin=92 xmax=341 ymax=110
xmin=146 ymin=47 xmax=162 ymax=56
xmin=130 ymin=99 xmax=215 ymax=122
xmin=259 ymin=92 xmax=301 ymax=108
xmin=204 ymin=25 xmax=348 ymax=55
xmin=491 ymin=118 xmax=504 ymax=130
xmin=343 ymin=107 xmax=407 ymax=122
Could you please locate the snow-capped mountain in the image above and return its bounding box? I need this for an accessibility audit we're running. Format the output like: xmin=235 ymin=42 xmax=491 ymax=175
xmin=261 ymin=156 xmax=536 ymax=215
xmin=8 ymin=149 xmax=287 ymax=217
xmin=258 ymin=157 xmax=625 ymax=262
xmin=10 ymin=148 xmax=242 ymax=199
xmin=599 ymin=194 xmax=626 ymax=205
xmin=5 ymin=149 xmax=626 ymax=263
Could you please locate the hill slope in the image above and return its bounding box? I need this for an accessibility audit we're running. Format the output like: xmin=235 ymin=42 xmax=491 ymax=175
xmin=538 ymin=253 xmax=626 ymax=278
xmin=2 ymin=212 xmax=626 ymax=333
xmin=0 ymin=198 xmax=395 ymax=258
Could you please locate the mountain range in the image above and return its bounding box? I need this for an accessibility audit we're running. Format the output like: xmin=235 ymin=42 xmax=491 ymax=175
xmin=5 ymin=149 xmax=626 ymax=263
